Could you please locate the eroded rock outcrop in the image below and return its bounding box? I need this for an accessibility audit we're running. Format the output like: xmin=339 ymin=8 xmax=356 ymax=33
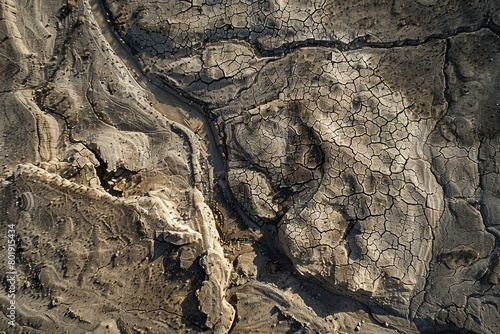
xmin=0 ymin=0 xmax=233 ymax=332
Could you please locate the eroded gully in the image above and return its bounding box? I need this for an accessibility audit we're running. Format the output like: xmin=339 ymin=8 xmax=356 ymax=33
xmin=87 ymin=0 xmax=285 ymax=259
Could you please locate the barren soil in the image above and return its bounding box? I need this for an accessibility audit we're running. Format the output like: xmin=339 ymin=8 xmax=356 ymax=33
xmin=1 ymin=0 xmax=499 ymax=333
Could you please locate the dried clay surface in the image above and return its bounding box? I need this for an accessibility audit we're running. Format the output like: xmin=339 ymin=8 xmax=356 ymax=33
xmin=0 ymin=0 xmax=499 ymax=333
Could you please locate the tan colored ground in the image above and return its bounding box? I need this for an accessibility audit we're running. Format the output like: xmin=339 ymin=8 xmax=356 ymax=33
xmin=1 ymin=0 xmax=500 ymax=333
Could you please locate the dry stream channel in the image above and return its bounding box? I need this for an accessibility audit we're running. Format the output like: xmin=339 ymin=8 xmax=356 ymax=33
xmin=88 ymin=0 xmax=285 ymax=261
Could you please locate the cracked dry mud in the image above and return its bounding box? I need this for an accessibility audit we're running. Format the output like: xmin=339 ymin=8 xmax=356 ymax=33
xmin=0 ymin=0 xmax=499 ymax=333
